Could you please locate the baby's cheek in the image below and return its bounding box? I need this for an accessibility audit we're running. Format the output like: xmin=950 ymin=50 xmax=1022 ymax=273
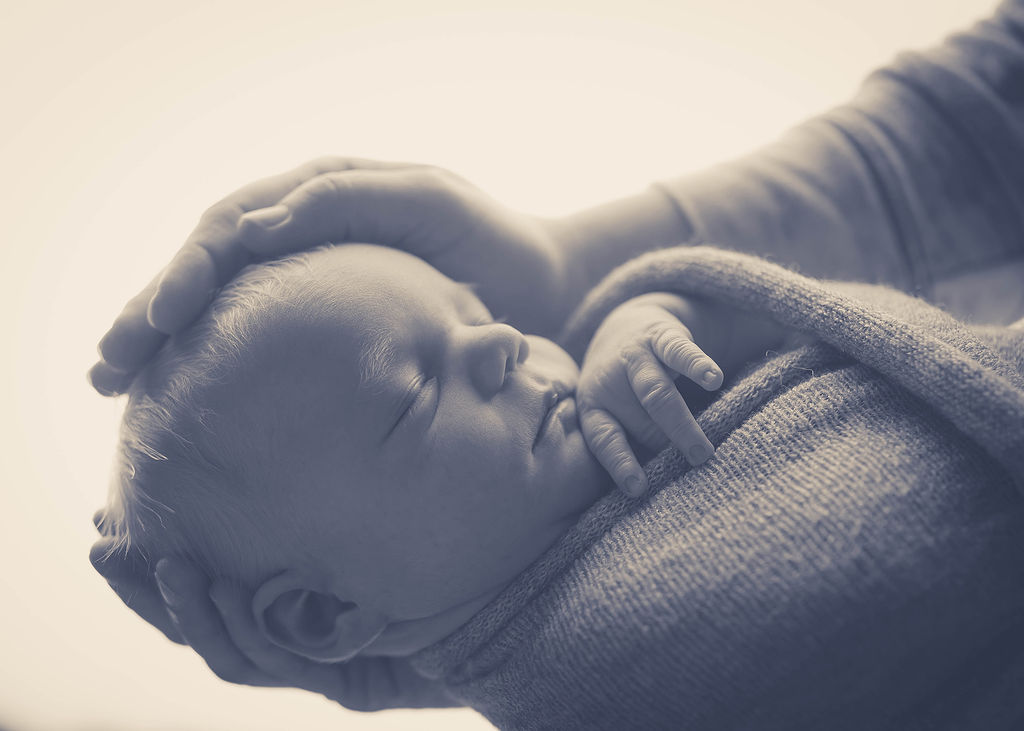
xmin=524 ymin=335 xmax=580 ymax=383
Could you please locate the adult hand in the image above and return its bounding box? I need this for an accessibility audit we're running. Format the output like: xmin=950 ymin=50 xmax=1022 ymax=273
xmin=90 ymin=157 xmax=571 ymax=396
xmin=89 ymin=511 xmax=185 ymax=646
xmin=90 ymin=517 xmax=456 ymax=711
xmin=153 ymin=558 xmax=459 ymax=711
xmin=576 ymin=292 xmax=722 ymax=498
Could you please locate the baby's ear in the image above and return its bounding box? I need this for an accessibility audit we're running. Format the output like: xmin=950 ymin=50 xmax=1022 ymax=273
xmin=252 ymin=571 xmax=387 ymax=663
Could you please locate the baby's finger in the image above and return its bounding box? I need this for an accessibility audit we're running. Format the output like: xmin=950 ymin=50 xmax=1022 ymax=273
xmin=622 ymin=345 xmax=715 ymax=467
xmin=648 ymin=320 xmax=722 ymax=391
xmin=154 ymin=559 xmax=275 ymax=687
xmin=578 ymin=405 xmax=648 ymax=498
xmin=598 ymin=384 xmax=671 ymax=452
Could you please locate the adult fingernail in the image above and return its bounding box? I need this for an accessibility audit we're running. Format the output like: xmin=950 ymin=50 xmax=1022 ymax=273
xmin=154 ymin=560 xmax=183 ymax=605
xmin=687 ymin=443 xmax=714 ymax=465
xmin=624 ymin=475 xmax=645 ymax=497
xmin=240 ymin=204 xmax=290 ymax=230
xmin=155 ymin=575 xmax=181 ymax=606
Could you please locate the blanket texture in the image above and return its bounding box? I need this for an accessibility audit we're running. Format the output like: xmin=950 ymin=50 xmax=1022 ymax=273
xmin=408 ymin=246 xmax=1024 ymax=730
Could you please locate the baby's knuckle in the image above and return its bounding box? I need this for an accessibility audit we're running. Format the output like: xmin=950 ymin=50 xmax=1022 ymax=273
xmin=582 ymin=419 xmax=619 ymax=454
xmin=639 ymin=382 xmax=675 ymax=412
xmin=586 ymin=422 xmax=619 ymax=452
xmin=647 ymin=324 xmax=675 ymax=349
xmin=644 ymin=319 xmax=678 ymax=342
xmin=618 ymin=341 xmax=643 ymax=360
xmin=664 ymin=333 xmax=694 ymax=353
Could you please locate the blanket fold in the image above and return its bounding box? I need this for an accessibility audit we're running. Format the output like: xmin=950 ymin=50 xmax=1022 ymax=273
xmin=409 ymin=246 xmax=1024 ymax=730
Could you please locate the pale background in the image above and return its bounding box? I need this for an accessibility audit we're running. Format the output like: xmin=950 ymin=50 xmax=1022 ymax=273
xmin=0 ymin=0 xmax=999 ymax=729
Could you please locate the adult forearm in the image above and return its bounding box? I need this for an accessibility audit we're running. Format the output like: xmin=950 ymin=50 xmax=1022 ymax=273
xmin=553 ymin=1 xmax=1024 ymax=319
xmin=657 ymin=3 xmax=1024 ymax=295
xmin=550 ymin=186 xmax=694 ymax=323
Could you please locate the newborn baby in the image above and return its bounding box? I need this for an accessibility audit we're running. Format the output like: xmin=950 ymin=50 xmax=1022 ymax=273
xmin=104 ymin=243 xmax=654 ymax=663
xmin=98 ymin=238 xmax=1024 ymax=727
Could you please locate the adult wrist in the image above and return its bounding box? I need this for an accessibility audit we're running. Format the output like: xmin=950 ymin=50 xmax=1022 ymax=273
xmin=548 ymin=186 xmax=697 ymax=317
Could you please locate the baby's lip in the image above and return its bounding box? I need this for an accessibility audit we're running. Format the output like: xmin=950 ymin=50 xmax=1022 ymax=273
xmin=532 ymin=381 xmax=571 ymax=451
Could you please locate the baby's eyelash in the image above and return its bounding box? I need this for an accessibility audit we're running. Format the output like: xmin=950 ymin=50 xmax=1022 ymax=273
xmin=405 ymin=376 xmax=436 ymax=418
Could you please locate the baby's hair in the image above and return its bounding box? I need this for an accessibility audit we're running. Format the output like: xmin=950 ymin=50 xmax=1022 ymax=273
xmin=97 ymin=246 xmax=333 ymax=584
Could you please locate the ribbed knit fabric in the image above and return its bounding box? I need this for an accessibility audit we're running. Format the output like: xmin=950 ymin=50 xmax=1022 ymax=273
xmin=408 ymin=245 xmax=1024 ymax=730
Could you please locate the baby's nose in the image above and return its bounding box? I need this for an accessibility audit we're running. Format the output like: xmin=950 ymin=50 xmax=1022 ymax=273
xmin=468 ymin=324 xmax=529 ymax=396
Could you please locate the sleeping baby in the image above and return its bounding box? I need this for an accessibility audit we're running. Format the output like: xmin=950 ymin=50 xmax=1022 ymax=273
xmin=97 ymin=242 xmax=785 ymax=663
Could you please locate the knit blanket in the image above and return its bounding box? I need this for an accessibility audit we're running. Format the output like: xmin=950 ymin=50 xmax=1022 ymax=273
xmin=408 ymin=246 xmax=1024 ymax=730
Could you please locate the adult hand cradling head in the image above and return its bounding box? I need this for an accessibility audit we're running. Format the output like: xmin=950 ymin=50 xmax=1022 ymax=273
xmin=89 ymin=157 xmax=576 ymax=397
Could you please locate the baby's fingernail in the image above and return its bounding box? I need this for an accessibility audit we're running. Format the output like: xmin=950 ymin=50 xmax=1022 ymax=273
xmin=624 ymin=475 xmax=645 ymax=497
xmin=701 ymin=368 xmax=719 ymax=387
xmin=687 ymin=442 xmax=714 ymax=465
xmin=240 ymin=204 xmax=290 ymax=230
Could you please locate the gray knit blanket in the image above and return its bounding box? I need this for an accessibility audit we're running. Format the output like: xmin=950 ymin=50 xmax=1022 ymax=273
xmin=408 ymin=246 xmax=1024 ymax=730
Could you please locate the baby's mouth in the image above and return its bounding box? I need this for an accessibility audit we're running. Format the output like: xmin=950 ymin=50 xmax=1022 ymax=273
xmin=532 ymin=382 xmax=573 ymax=451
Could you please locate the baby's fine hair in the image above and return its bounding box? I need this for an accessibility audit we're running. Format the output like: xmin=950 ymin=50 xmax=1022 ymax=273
xmin=97 ymin=248 xmax=327 ymax=583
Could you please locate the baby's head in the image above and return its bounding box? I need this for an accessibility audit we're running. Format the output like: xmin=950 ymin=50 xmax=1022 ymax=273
xmin=100 ymin=243 xmax=611 ymax=661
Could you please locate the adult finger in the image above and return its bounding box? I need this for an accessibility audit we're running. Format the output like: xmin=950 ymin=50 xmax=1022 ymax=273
xmin=147 ymin=157 xmax=419 ymax=334
xmin=87 ymin=360 xmax=136 ymax=397
xmin=622 ymin=344 xmax=715 ymax=467
xmin=89 ymin=537 xmax=185 ymax=644
xmin=647 ymin=320 xmax=723 ymax=391
xmin=207 ymin=579 xmax=330 ymax=694
xmin=578 ymin=405 xmax=648 ymax=498
xmin=154 ymin=558 xmax=279 ymax=687
xmin=207 ymin=579 xmax=430 ymax=710
xmin=233 ymin=167 xmax=452 ymax=258
xmin=95 ymin=271 xmax=167 ymax=374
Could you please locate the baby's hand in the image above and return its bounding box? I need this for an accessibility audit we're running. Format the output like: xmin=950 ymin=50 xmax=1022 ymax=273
xmin=577 ymin=292 xmax=723 ymax=498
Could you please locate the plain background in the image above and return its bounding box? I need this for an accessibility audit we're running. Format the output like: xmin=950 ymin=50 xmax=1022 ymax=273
xmin=0 ymin=0 xmax=1000 ymax=729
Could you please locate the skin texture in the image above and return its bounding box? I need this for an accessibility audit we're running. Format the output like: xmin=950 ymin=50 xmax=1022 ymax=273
xmin=220 ymin=244 xmax=614 ymax=656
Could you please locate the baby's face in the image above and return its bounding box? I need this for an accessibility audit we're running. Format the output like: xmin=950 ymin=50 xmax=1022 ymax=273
xmin=229 ymin=244 xmax=612 ymax=627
